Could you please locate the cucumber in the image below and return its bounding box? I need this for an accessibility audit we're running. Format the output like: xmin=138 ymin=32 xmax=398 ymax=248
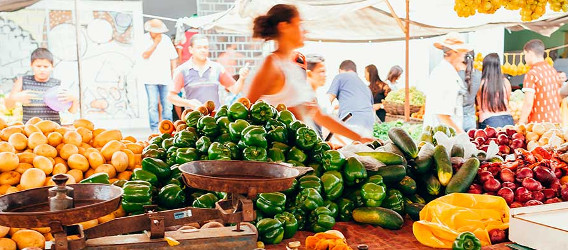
xmin=405 ymin=203 xmax=425 ymax=221
xmin=450 ymin=144 xmax=464 ymax=158
xmin=433 ymin=145 xmax=453 ymax=186
xmin=355 ymin=152 xmax=404 ymax=166
xmin=388 ymin=127 xmax=418 ymax=159
xmin=352 ymin=207 xmax=404 ymax=230
xmin=445 ymin=158 xmax=480 ymax=194
xmin=375 ymin=165 xmax=406 ymax=184
xmin=422 ymin=174 xmax=441 ymax=196
xmin=412 ymin=143 xmax=434 ymax=174
xmin=397 ymin=176 xmax=417 ymax=196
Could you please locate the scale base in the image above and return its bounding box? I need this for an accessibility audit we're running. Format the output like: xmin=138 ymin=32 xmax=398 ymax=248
xmin=55 ymin=225 xmax=257 ymax=250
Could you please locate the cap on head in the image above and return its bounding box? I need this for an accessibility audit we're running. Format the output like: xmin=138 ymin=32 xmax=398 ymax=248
xmin=144 ymin=19 xmax=168 ymax=33
xmin=434 ymin=32 xmax=472 ymax=53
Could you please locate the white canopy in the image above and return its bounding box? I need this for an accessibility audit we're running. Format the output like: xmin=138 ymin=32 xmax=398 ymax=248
xmin=179 ymin=0 xmax=568 ymax=42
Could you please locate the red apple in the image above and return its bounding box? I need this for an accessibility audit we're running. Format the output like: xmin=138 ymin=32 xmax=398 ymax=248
xmin=550 ymin=179 xmax=562 ymax=192
xmin=545 ymin=197 xmax=562 ymax=204
xmin=522 ymin=177 xmax=543 ymax=191
xmin=512 ymin=133 xmax=525 ymax=141
xmin=479 ymin=171 xmax=494 ymax=183
xmin=475 ymin=137 xmax=486 ymax=146
xmin=534 ymin=165 xmax=556 ymax=185
xmin=487 ymin=165 xmax=501 ymax=176
xmin=480 ymin=145 xmax=489 ymax=152
xmin=497 ymin=134 xmax=509 ymax=146
xmin=525 ymin=200 xmax=544 ymax=206
xmin=468 ymin=183 xmax=483 ymax=194
xmin=515 ymin=187 xmax=533 ymax=203
xmin=532 ymin=191 xmax=545 ymax=201
xmin=488 ymin=229 xmax=507 ymax=244
xmin=484 ymin=127 xmax=497 ymax=138
xmin=487 ymin=138 xmax=499 ymax=145
xmin=554 ymin=168 xmax=564 ymax=179
xmin=484 ymin=177 xmax=501 ymax=192
xmin=502 ymin=181 xmax=517 ymax=190
xmin=475 ymin=130 xmax=488 ymax=141
xmin=510 ymin=139 xmax=525 ymax=150
xmin=468 ymin=129 xmax=476 ymax=139
xmin=516 ymin=167 xmax=534 ymax=182
xmin=542 ymin=188 xmax=557 ymax=199
xmin=497 ymin=187 xmax=515 ymax=204
xmin=499 ymin=145 xmax=511 ymax=155
xmin=561 ymin=185 xmax=568 ymax=201
xmin=510 ymin=202 xmax=524 ymax=208
xmin=506 ymin=128 xmax=516 ymax=137
xmin=500 ymin=169 xmax=516 ymax=183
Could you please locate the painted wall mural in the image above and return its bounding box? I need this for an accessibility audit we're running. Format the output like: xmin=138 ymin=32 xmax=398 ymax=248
xmin=0 ymin=1 xmax=145 ymax=124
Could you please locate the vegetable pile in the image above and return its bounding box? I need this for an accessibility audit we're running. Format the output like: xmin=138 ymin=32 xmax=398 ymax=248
xmin=373 ymin=121 xmax=422 ymax=142
xmin=384 ymin=87 xmax=425 ymax=106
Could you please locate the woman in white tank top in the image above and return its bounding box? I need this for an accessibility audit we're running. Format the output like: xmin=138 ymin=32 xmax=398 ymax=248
xmin=245 ymin=4 xmax=373 ymax=143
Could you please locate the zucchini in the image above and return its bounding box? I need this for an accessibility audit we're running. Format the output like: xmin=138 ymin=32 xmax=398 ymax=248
xmin=388 ymin=127 xmax=418 ymax=159
xmin=445 ymin=158 xmax=480 ymax=194
xmin=355 ymin=152 xmax=404 ymax=166
xmin=433 ymin=145 xmax=453 ymax=186
xmin=450 ymin=144 xmax=464 ymax=158
xmin=405 ymin=203 xmax=425 ymax=221
xmin=375 ymin=165 xmax=406 ymax=184
xmin=412 ymin=143 xmax=434 ymax=174
xmin=422 ymin=174 xmax=441 ymax=196
xmin=352 ymin=207 xmax=404 ymax=230
xmin=397 ymin=176 xmax=417 ymax=196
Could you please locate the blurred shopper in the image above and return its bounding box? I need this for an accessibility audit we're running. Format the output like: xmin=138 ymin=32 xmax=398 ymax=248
xmin=459 ymin=51 xmax=482 ymax=131
xmin=168 ymin=34 xmax=248 ymax=110
xmin=519 ymin=39 xmax=562 ymax=124
xmin=327 ymin=60 xmax=375 ymax=132
xmin=476 ymin=53 xmax=514 ymax=129
xmin=423 ymin=33 xmax=472 ymax=134
xmin=218 ymin=44 xmax=244 ymax=76
xmin=245 ymin=4 xmax=373 ymax=143
xmin=139 ymin=19 xmax=177 ymax=133
xmin=365 ymin=64 xmax=390 ymax=122
xmin=386 ymin=65 xmax=403 ymax=91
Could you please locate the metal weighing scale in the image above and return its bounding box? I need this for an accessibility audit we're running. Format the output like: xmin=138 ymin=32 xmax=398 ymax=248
xmin=0 ymin=161 xmax=300 ymax=249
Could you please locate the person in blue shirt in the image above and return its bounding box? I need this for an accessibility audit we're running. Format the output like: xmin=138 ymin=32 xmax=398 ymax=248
xmin=327 ymin=60 xmax=375 ymax=132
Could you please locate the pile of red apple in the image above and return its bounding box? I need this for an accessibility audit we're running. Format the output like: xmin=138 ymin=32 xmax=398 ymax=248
xmin=468 ymin=126 xmax=526 ymax=155
xmin=468 ymin=159 xmax=568 ymax=208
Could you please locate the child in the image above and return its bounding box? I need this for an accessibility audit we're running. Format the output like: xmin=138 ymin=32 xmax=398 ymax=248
xmin=5 ymin=48 xmax=78 ymax=124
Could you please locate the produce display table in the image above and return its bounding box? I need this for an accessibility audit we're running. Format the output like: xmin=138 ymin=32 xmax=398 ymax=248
xmin=268 ymin=221 xmax=510 ymax=250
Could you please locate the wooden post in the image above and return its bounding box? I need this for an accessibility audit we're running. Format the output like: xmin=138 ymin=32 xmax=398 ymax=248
xmin=404 ymin=0 xmax=410 ymax=122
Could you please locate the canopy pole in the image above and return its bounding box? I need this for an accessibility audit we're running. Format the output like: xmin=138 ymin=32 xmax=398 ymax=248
xmin=385 ymin=0 xmax=406 ymax=33
xmin=74 ymin=0 xmax=83 ymax=119
xmin=404 ymin=0 xmax=410 ymax=122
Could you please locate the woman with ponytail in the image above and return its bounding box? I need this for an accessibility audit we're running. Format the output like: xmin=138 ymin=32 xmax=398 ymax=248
xmin=459 ymin=51 xmax=481 ymax=131
xmin=476 ymin=53 xmax=514 ymax=128
xmin=245 ymin=4 xmax=373 ymax=143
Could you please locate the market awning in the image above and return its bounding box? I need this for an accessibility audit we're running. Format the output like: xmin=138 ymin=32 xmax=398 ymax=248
xmin=178 ymin=0 xmax=568 ymax=42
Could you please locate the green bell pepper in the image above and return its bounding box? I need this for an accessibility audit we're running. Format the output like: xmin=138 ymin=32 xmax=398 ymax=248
xmin=142 ymin=148 xmax=166 ymax=160
xmin=310 ymin=142 xmax=332 ymax=163
xmin=208 ymin=142 xmax=232 ymax=160
xmin=274 ymin=212 xmax=298 ymax=239
xmin=321 ymin=171 xmax=343 ymax=201
xmin=256 ymin=218 xmax=284 ymax=245
xmin=131 ymin=169 xmax=159 ymax=186
xmin=337 ymin=198 xmax=354 ymax=222
xmin=268 ymin=148 xmax=286 ymax=162
xmin=228 ymin=102 xmax=249 ymax=121
xmin=343 ymin=157 xmax=368 ymax=186
xmin=122 ymin=181 xmax=152 ymax=214
xmin=161 ymin=133 xmax=173 ymax=139
xmin=287 ymin=146 xmax=307 ymax=163
xmin=141 ymin=158 xmax=171 ymax=182
xmin=295 ymin=127 xmax=318 ymax=151
xmin=161 ymin=138 xmax=174 ymax=150
xmin=322 ymin=150 xmax=346 ymax=172
xmin=299 ymin=175 xmax=322 ymax=194
xmin=143 ymin=144 xmax=159 ymax=154
xmin=276 ymin=110 xmax=296 ymax=126
xmin=295 ymin=188 xmax=324 ymax=211
xmin=243 ymin=146 xmax=267 ymax=161
xmin=184 ymin=110 xmax=203 ymax=128
xmin=267 ymin=126 xmax=288 ymax=144
xmin=256 ymin=192 xmax=286 ymax=216
xmin=216 ymin=117 xmax=230 ymax=134
xmin=214 ymin=106 xmax=229 ymax=119
xmin=323 ymin=200 xmax=339 ymax=218
xmin=79 ymin=172 xmax=110 ymax=184
xmin=287 ymin=120 xmax=306 ymax=140
xmin=286 ymin=205 xmax=306 ymax=230
xmin=158 ymin=184 xmax=186 ymax=209
xmin=282 ymin=178 xmax=297 ymax=196
xmin=367 ymin=175 xmax=385 ymax=186
xmin=381 ymin=189 xmax=405 ymax=216
xmin=452 ymin=232 xmax=482 ymax=250
xmin=173 ymin=130 xmax=197 ymax=148
xmin=271 ymin=142 xmax=290 ymax=153
xmin=197 ymin=116 xmax=219 ymax=137
xmin=192 ymin=193 xmax=219 ymax=208
xmin=309 ymin=207 xmax=336 ymax=233
xmin=250 ymin=101 xmax=275 ymax=124
xmin=361 ymin=183 xmax=387 ymax=207
xmin=343 ymin=188 xmax=365 ymax=208
xmin=228 ymin=119 xmax=250 ymax=142
xmin=196 ymin=136 xmax=212 ymax=154
xmin=148 ymin=136 xmax=163 ymax=146
xmin=242 ymin=126 xmax=268 ymax=148
xmin=216 ymin=133 xmax=232 ymax=144
xmin=265 ymin=119 xmax=286 ymax=132
xmin=112 ymin=179 xmax=127 ymax=187
xmin=224 ymin=141 xmax=239 ymax=159
xmin=175 ymin=148 xmax=199 ymax=165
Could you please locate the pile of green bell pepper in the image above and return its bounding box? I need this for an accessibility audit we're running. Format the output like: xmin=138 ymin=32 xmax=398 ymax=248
xmin=122 ymin=180 xmax=152 ymax=214
xmin=256 ymin=192 xmax=286 ymax=216
xmin=192 ymin=193 xmax=219 ymax=208
xmin=322 ymin=150 xmax=345 ymax=172
xmin=295 ymin=188 xmax=324 ymax=211
xmin=250 ymin=101 xmax=275 ymax=124
xmin=228 ymin=102 xmax=249 ymax=121
xmin=158 ymin=184 xmax=186 ymax=209
xmin=337 ymin=198 xmax=354 ymax=222
xmin=381 ymin=189 xmax=405 ymax=216
xmin=141 ymin=158 xmax=171 ymax=183
xmin=343 ymin=157 xmax=368 ymax=186
xmin=361 ymin=182 xmax=387 ymax=207
xmin=131 ymin=169 xmax=158 ymax=186
xmin=309 ymin=207 xmax=336 ymax=233
xmin=185 ymin=110 xmax=203 ymax=128
xmin=274 ymin=212 xmax=298 ymax=239
xmin=298 ymin=175 xmax=322 ymax=194
xmin=197 ymin=116 xmax=219 ymax=137
xmin=321 ymin=171 xmax=343 ymax=200
xmin=256 ymin=218 xmax=284 ymax=245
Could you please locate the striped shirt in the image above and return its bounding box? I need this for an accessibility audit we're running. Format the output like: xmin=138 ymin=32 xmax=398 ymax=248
xmin=22 ymin=75 xmax=61 ymax=124
xmin=522 ymin=61 xmax=562 ymax=123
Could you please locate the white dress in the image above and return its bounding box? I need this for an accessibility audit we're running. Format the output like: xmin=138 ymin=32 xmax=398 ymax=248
xmin=258 ymin=55 xmax=315 ymax=107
